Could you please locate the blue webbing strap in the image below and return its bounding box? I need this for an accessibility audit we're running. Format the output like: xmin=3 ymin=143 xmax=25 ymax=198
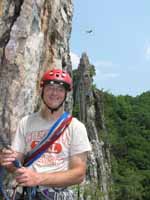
xmin=0 ymin=158 xmax=22 ymax=200
xmin=26 ymin=112 xmax=69 ymax=157
xmin=0 ymin=167 xmax=10 ymax=200
xmin=24 ymin=112 xmax=72 ymax=167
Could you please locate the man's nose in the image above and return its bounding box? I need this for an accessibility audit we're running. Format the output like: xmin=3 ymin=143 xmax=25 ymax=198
xmin=51 ymin=87 xmax=59 ymax=94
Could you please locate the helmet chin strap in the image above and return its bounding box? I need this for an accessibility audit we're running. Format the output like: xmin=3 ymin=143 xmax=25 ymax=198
xmin=41 ymin=90 xmax=67 ymax=114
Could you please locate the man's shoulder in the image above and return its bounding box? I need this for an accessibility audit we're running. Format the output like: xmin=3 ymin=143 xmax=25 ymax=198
xmin=20 ymin=112 xmax=39 ymax=123
xmin=71 ymin=117 xmax=85 ymax=128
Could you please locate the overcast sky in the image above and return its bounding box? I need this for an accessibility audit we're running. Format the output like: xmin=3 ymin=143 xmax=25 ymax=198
xmin=70 ymin=0 xmax=150 ymax=96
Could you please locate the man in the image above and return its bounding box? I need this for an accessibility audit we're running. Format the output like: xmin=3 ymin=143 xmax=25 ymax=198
xmin=0 ymin=69 xmax=91 ymax=199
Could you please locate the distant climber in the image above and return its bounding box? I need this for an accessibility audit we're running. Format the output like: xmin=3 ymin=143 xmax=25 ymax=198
xmin=85 ymin=29 xmax=93 ymax=34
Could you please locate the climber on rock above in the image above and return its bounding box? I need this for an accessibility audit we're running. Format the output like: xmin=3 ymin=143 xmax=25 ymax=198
xmin=0 ymin=68 xmax=91 ymax=200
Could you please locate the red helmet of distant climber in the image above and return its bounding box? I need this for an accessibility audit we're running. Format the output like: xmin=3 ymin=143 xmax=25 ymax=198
xmin=40 ymin=69 xmax=72 ymax=91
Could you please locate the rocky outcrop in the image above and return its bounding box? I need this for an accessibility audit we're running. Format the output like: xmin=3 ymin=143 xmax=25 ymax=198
xmin=73 ymin=53 xmax=111 ymax=200
xmin=0 ymin=0 xmax=73 ymax=136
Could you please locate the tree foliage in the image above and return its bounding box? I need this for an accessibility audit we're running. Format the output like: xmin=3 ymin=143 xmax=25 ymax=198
xmin=103 ymin=91 xmax=150 ymax=200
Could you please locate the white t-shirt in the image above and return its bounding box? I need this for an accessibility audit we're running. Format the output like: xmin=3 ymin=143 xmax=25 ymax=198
xmin=12 ymin=112 xmax=91 ymax=173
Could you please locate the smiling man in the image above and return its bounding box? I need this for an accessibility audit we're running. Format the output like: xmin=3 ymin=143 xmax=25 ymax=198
xmin=0 ymin=69 xmax=91 ymax=200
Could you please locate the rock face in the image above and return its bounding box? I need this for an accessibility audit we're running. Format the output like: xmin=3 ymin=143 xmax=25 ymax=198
xmin=0 ymin=0 xmax=73 ymax=136
xmin=73 ymin=53 xmax=111 ymax=200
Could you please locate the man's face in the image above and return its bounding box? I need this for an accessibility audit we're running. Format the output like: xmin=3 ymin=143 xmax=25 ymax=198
xmin=43 ymin=83 xmax=66 ymax=109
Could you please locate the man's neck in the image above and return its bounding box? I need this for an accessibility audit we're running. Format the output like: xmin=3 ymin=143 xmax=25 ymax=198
xmin=40 ymin=106 xmax=64 ymax=122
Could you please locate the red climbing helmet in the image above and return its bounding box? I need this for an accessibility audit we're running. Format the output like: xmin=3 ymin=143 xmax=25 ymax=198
xmin=40 ymin=69 xmax=72 ymax=91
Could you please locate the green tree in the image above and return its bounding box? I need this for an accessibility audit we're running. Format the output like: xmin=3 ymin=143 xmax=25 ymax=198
xmin=103 ymin=91 xmax=150 ymax=200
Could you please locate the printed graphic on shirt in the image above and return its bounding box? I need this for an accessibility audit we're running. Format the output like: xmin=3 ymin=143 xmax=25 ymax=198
xmin=26 ymin=129 xmax=71 ymax=166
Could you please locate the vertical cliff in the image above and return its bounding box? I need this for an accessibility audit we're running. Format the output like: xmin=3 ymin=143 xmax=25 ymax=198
xmin=73 ymin=53 xmax=111 ymax=200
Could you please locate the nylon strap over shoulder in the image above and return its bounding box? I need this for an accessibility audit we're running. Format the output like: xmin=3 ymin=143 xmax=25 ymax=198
xmin=24 ymin=112 xmax=72 ymax=167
